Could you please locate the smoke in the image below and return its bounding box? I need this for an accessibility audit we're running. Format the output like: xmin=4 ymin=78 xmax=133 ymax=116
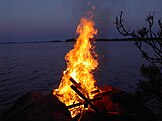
xmin=69 ymin=0 xmax=124 ymax=24
xmin=68 ymin=0 xmax=162 ymax=38
xmin=70 ymin=0 xmax=111 ymax=18
xmin=69 ymin=0 xmax=115 ymax=38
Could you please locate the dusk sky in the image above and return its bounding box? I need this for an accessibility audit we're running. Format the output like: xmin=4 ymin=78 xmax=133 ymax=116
xmin=0 ymin=0 xmax=162 ymax=42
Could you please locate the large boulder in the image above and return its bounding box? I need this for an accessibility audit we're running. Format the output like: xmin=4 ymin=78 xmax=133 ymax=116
xmin=1 ymin=92 xmax=72 ymax=121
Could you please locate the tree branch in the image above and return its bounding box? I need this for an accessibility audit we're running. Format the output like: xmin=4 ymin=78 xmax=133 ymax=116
xmin=115 ymin=11 xmax=162 ymax=70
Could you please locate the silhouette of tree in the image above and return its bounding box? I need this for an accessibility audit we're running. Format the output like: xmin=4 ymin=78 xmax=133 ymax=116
xmin=115 ymin=12 xmax=162 ymax=114
xmin=115 ymin=11 xmax=162 ymax=70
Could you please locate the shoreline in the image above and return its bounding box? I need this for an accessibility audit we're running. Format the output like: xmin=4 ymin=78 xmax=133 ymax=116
xmin=0 ymin=38 xmax=138 ymax=45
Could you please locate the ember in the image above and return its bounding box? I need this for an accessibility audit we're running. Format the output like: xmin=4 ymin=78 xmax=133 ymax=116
xmin=53 ymin=15 xmax=99 ymax=117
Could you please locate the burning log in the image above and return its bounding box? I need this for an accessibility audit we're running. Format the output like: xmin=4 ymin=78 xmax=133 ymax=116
xmin=67 ymin=97 xmax=102 ymax=109
xmin=69 ymin=77 xmax=124 ymax=119
xmin=69 ymin=76 xmax=98 ymax=112
xmin=68 ymin=77 xmax=115 ymax=111
xmin=69 ymin=82 xmax=121 ymax=118
xmin=69 ymin=77 xmax=81 ymax=88
xmin=70 ymin=84 xmax=98 ymax=112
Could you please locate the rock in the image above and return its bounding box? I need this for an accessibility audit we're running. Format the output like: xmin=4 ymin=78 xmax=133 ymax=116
xmin=1 ymin=86 xmax=157 ymax=121
xmin=86 ymin=86 xmax=156 ymax=121
xmin=2 ymin=92 xmax=72 ymax=121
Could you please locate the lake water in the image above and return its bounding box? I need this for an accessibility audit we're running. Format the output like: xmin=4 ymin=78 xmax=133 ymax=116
xmin=0 ymin=41 xmax=148 ymax=113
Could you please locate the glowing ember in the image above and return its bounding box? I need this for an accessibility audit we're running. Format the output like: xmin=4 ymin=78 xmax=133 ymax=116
xmin=53 ymin=16 xmax=99 ymax=117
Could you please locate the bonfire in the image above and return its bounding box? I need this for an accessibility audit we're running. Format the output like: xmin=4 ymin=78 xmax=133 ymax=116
xmin=53 ymin=15 xmax=101 ymax=117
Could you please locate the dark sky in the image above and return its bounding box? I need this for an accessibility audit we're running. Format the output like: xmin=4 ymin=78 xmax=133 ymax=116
xmin=0 ymin=0 xmax=162 ymax=42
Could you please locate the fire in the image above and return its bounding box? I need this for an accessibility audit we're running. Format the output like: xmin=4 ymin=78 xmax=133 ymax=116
xmin=53 ymin=17 xmax=99 ymax=117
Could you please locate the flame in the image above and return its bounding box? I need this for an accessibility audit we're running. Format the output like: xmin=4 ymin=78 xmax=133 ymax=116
xmin=53 ymin=17 xmax=99 ymax=117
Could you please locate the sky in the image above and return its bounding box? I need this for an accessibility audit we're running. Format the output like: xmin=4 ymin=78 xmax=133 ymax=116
xmin=0 ymin=0 xmax=162 ymax=42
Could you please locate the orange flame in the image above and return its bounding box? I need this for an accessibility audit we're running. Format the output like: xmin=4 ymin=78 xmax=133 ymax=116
xmin=53 ymin=17 xmax=99 ymax=117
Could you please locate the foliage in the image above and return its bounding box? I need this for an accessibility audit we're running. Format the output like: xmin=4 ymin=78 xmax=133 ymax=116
xmin=136 ymin=65 xmax=162 ymax=102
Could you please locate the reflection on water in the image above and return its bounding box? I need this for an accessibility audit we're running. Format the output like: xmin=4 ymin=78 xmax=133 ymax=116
xmin=0 ymin=41 xmax=148 ymax=113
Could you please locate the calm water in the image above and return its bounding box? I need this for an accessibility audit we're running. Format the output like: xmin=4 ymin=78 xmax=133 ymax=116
xmin=0 ymin=41 xmax=148 ymax=113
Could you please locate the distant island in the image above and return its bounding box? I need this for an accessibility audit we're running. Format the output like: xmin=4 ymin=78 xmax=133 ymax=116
xmin=0 ymin=40 xmax=62 ymax=44
xmin=65 ymin=38 xmax=138 ymax=42
xmin=65 ymin=38 xmax=162 ymax=42
xmin=1 ymin=38 xmax=160 ymax=44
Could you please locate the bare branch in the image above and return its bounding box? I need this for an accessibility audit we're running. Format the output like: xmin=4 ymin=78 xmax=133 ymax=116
xmin=115 ymin=11 xmax=162 ymax=70
xmin=115 ymin=11 xmax=139 ymax=38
